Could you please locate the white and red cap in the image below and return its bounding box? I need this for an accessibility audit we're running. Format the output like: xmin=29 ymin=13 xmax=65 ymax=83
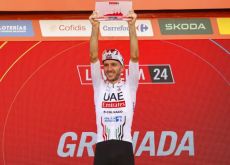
xmin=102 ymin=49 xmax=124 ymax=65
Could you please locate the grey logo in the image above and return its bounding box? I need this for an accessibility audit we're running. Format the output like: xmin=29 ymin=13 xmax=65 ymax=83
xmin=158 ymin=18 xmax=213 ymax=35
xmin=148 ymin=65 xmax=174 ymax=83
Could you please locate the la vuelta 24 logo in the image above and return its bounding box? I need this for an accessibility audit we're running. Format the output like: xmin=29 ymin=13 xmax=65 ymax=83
xmin=76 ymin=64 xmax=175 ymax=85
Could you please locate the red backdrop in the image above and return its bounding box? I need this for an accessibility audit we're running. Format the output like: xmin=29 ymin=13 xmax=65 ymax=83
xmin=0 ymin=40 xmax=230 ymax=164
xmin=1 ymin=0 xmax=229 ymax=11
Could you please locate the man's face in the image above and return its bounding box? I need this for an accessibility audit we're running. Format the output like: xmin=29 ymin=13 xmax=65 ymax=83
xmin=103 ymin=60 xmax=123 ymax=83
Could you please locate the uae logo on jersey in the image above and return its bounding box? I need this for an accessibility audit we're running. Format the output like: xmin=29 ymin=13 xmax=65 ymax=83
xmin=102 ymin=92 xmax=126 ymax=108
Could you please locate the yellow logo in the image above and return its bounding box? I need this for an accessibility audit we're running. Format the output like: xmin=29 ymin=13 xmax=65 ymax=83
xmin=217 ymin=18 xmax=230 ymax=35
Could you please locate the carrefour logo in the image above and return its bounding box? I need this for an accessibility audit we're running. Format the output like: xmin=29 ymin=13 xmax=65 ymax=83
xmin=102 ymin=23 xmax=149 ymax=33
xmin=102 ymin=24 xmax=128 ymax=32
xmin=100 ymin=20 xmax=154 ymax=37
xmin=137 ymin=24 xmax=149 ymax=32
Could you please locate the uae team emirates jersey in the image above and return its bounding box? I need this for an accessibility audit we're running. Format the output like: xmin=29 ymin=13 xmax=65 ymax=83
xmin=91 ymin=60 xmax=139 ymax=143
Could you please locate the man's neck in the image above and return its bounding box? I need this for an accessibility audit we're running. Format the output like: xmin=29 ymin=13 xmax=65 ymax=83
xmin=107 ymin=78 xmax=121 ymax=84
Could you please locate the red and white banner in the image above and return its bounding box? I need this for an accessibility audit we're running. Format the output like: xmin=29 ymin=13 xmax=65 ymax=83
xmin=95 ymin=0 xmax=132 ymax=20
xmin=0 ymin=39 xmax=229 ymax=164
xmin=0 ymin=0 xmax=230 ymax=11
xmin=1 ymin=17 xmax=230 ymax=41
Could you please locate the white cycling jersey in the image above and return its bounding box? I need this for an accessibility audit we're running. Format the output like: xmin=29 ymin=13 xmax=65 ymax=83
xmin=91 ymin=60 xmax=139 ymax=143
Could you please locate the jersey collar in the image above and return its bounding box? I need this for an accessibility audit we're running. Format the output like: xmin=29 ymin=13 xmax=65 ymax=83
xmin=106 ymin=79 xmax=124 ymax=88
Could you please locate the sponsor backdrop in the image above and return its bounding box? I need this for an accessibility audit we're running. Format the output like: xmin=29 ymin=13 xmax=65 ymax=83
xmin=0 ymin=0 xmax=230 ymax=11
xmin=0 ymin=17 xmax=230 ymax=165
xmin=1 ymin=17 xmax=230 ymax=41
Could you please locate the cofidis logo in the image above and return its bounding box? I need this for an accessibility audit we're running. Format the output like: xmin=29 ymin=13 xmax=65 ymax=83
xmin=0 ymin=20 xmax=34 ymax=37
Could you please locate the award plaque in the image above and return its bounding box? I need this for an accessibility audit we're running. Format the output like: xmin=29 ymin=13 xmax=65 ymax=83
xmin=95 ymin=0 xmax=132 ymax=21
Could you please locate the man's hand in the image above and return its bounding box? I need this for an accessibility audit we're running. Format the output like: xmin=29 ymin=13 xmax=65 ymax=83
xmin=89 ymin=11 xmax=100 ymax=28
xmin=127 ymin=11 xmax=139 ymax=62
xmin=127 ymin=11 xmax=137 ymax=27
xmin=89 ymin=11 xmax=100 ymax=63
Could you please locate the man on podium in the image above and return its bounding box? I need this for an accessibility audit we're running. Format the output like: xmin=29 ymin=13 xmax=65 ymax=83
xmin=89 ymin=10 xmax=139 ymax=165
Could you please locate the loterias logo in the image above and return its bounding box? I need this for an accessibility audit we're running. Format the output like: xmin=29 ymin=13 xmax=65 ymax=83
xmin=158 ymin=18 xmax=213 ymax=35
xmin=77 ymin=64 xmax=175 ymax=85
xmin=0 ymin=20 xmax=34 ymax=37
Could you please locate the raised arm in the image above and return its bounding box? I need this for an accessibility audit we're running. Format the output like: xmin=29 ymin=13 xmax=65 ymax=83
xmin=127 ymin=11 xmax=139 ymax=63
xmin=89 ymin=11 xmax=100 ymax=63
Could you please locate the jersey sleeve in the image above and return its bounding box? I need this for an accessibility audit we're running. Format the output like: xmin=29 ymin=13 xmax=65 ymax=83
xmin=91 ymin=60 xmax=103 ymax=92
xmin=127 ymin=60 xmax=139 ymax=94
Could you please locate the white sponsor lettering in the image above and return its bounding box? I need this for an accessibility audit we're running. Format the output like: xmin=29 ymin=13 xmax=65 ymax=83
xmin=165 ymin=23 xmax=206 ymax=30
xmin=57 ymin=132 xmax=77 ymax=157
xmin=0 ymin=25 xmax=27 ymax=32
xmin=85 ymin=68 xmax=145 ymax=82
xmin=77 ymin=64 xmax=174 ymax=85
xmin=138 ymin=68 xmax=146 ymax=80
xmin=135 ymin=131 xmax=155 ymax=156
xmin=157 ymin=131 xmax=177 ymax=156
xmin=57 ymin=131 xmax=195 ymax=157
